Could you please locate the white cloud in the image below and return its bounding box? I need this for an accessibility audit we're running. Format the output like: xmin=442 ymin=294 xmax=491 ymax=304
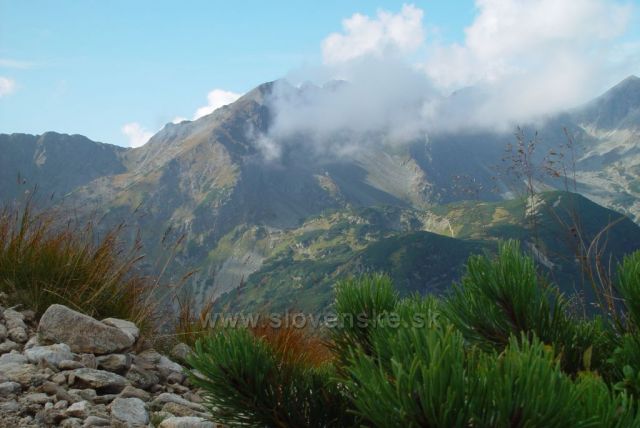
xmin=422 ymin=0 xmax=633 ymax=128
xmin=426 ymin=0 xmax=630 ymax=88
xmin=193 ymin=89 xmax=242 ymax=119
xmin=0 ymin=76 xmax=16 ymax=97
xmin=258 ymin=0 xmax=639 ymax=159
xmin=322 ymin=4 xmax=424 ymax=65
xmin=172 ymin=116 xmax=188 ymax=124
xmin=121 ymin=122 xmax=153 ymax=148
xmin=268 ymin=59 xmax=436 ymax=156
xmin=255 ymin=4 xmax=434 ymax=159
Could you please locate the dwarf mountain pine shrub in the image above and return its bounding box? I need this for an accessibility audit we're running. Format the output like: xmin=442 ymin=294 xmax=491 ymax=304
xmin=188 ymin=241 xmax=640 ymax=427
xmin=186 ymin=327 xmax=354 ymax=428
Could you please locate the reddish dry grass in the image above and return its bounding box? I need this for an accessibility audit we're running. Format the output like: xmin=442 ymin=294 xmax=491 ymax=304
xmin=171 ymin=298 xmax=335 ymax=368
xmin=249 ymin=316 xmax=334 ymax=368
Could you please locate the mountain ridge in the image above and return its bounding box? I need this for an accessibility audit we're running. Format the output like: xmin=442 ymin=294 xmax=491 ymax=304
xmin=3 ymin=76 xmax=640 ymax=313
xmin=573 ymin=74 xmax=640 ymax=130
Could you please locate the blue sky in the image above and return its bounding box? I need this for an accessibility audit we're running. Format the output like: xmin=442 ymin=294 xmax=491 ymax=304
xmin=1 ymin=1 xmax=638 ymax=147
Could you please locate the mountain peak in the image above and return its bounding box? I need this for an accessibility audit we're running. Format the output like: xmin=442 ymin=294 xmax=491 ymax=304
xmin=235 ymin=80 xmax=280 ymax=106
xmin=610 ymin=74 xmax=640 ymax=92
xmin=573 ymin=75 xmax=640 ymax=129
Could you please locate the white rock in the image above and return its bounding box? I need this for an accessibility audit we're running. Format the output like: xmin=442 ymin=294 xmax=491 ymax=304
xmin=83 ymin=415 xmax=111 ymax=426
xmin=0 ymin=351 xmax=27 ymax=365
xmin=24 ymin=343 xmax=74 ymax=367
xmin=0 ymin=362 xmax=41 ymax=386
xmin=69 ymin=368 xmax=127 ymax=394
xmin=158 ymin=416 xmax=216 ymax=428
xmin=158 ymin=355 xmax=183 ymax=376
xmin=4 ymin=309 xmax=28 ymax=343
xmin=0 ymin=399 xmax=20 ymax=413
xmin=54 ymin=400 xmax=69 ymax=409
xmin=0 ymin=381 xmax=21 ymax=395
xmin=22 ymin=392 xmax=52 ymax=404
xmin=3 ymin=308 xmax=27 ymax=329
xmin=0 ymin=339 xmax=20 ymax=354
xmin=66 ymin=400 xmax=90 ymax=418
xmin=110 ymin=397 xmax=149 ymax=426
xmin=151 ymin=393 xmax=206 ymax=412
xmin=101 ymin=318 xmax=140 ymax=342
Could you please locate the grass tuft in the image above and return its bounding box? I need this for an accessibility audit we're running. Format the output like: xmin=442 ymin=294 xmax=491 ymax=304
xmin=0 ymin=199 xmax=159 ymax=333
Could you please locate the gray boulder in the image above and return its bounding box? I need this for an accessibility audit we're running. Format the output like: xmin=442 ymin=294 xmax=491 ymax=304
xmin=38 ymin=305 xmax=135 ymax=354
xmin=69 ymin=368 xmax=127 ymax=394
xmin=110 ymin=397 xmax=149 ymax=426
xmin=24 ymin=343 xmax=74 ymax=367
xmin=3 ymin=308 xmax=27 ymax=327
xmin=157 ymin=355 xmax=184 ymax=378
xmin=170 ymin=343 xmax=192 ymax=365
xmin=4 ymin=309 xmax=28 ymax=343
xmin=158 ymin=416 xmax=216 ymax=428
xmin=83 ymin=415 xmax=111 ymax=426
xmin=126 ymin=364 xmax=159 ymax=390
xmin=119 ymin=385 xmax=151 ymax=401
xmin=0 ymin=361 xmax=42 ymax=387
xmin=58 ymin=359 xmax=84 ymax=370
xmin=96 ymin=353 xmax=131 ymax=374
xmin=151 ymin=393 xmax=206 ymax=413
xmin=0 ymin=381 xmax=21 ymax=396
xmin=65 ymin=400 xmax=90 ymax=418
xmin=101 ymin=318 xmax=140 ymax=343
xmin=0 ymin=352 xmax=27 ymax=365
xmin=0 ymin=339 xmax=20 ymax=354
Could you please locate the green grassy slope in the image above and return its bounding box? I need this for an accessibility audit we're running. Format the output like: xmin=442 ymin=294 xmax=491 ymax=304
xmin=212 ymin=191 xmax=640 ymax=315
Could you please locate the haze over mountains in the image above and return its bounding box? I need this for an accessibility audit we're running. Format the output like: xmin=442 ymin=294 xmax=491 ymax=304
xmin=2 ymin=75 xmax=640 ymax=312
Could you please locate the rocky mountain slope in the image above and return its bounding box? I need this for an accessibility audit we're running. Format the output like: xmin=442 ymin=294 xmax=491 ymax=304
xmin=566 ymin=76 xmax=640 ymax=219
xmin=1 ymin=76 xmax=640 ymax=314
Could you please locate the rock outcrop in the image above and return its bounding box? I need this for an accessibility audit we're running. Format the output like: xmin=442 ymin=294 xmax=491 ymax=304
xmin=0 ymin=298 xmax=217 ymax=427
